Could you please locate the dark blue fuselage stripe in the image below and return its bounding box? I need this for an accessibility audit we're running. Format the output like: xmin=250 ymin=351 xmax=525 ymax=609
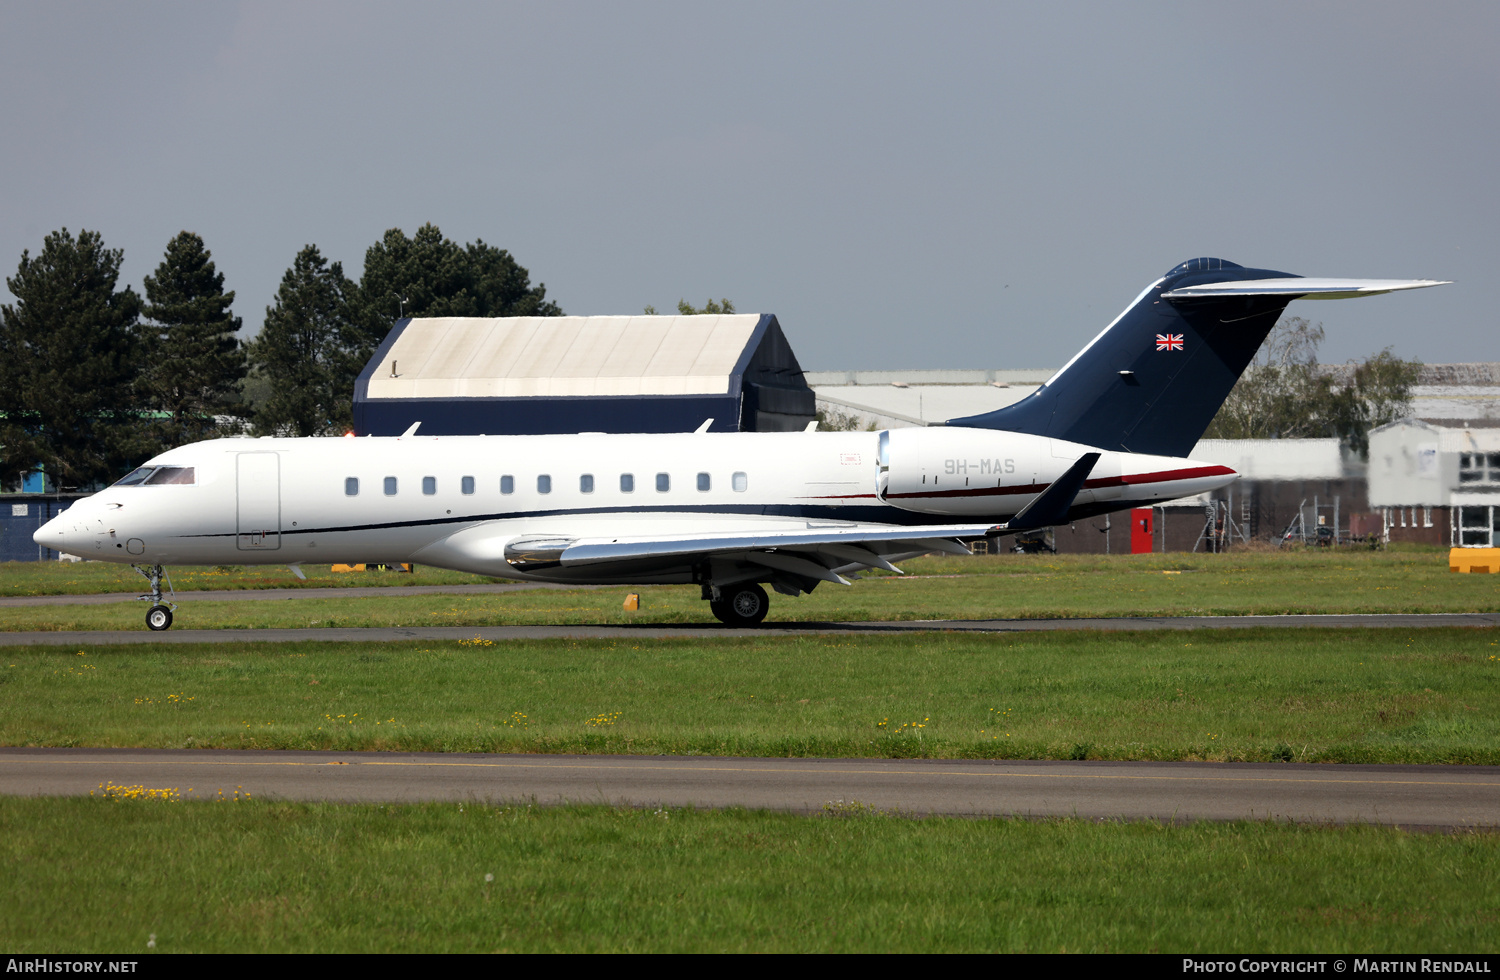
xmin=185 ymin=501 xmax=1004 ymax=539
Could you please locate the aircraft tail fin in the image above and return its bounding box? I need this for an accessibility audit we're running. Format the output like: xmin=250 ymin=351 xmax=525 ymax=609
xmin=946 ymin=258 xmax=1448 ymax=457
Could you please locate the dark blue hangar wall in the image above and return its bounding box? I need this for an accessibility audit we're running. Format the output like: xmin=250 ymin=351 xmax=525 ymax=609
xmin=351 ymin=315 xmax=816 ymax=437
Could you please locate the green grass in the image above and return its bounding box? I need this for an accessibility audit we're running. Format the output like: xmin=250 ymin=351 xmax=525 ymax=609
xmin=0 ymin=560 xmax=492 ymax=596
xmin=2 ymin=797 xmax=1496 ymax=952
xmin=5 ymin=630 xmax=1499 ymax=763
xmin=2 ymin=549 xmax=1497 ymax=632
xmin=7 ymin=549 xmax=1494 ymax=954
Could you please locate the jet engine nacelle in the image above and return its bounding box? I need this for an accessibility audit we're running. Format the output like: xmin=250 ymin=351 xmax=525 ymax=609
xmin=877 ymin=426 xmax=1123 ymax=518
xmin=878 ymin=426 xmax=1241 ymax=520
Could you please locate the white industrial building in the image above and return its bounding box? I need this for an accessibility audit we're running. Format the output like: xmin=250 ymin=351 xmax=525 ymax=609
xmin=809 ymin=363 xmax=1500 ymax=433
xmin=809 ymin=364 xmax=1500 ymax=551
xmin=1368 ymin=418 xmax=1500 ymax=547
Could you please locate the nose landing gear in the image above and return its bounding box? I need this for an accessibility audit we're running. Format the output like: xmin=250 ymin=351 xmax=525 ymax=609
xmin=132 ymin=564 xmax=178 ymax=631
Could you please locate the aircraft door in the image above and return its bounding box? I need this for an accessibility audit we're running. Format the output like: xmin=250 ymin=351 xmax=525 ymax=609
xmin=236 ymin=452 xmax=281 ymax=551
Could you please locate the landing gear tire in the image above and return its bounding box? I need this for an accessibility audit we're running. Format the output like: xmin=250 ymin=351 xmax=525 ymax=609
xmin=710 ymin=583 xmax=769 ymax=627
xmin=145 ymin=605 xmax=173 ymax=631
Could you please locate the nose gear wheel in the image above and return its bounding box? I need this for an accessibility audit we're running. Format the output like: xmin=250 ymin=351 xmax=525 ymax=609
xmin=131 ymin=564 xmax=178 ymax=631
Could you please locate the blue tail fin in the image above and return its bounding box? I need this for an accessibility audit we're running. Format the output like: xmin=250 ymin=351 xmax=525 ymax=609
xmin=947 ymin=258 xmax=1300 ymax=457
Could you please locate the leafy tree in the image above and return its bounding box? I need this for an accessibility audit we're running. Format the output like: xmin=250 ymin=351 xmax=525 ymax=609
xmin=246 ymin=246 xmax=361 ymax=437
xmin=140 ymin=231 xmax=247 ymax=447
xmin=1203 ymin=316 xmax=1420 ymax=455
xmin=0 ymin=229 xmax=146 ymax=489
xmin=358 ymin=222 xmax=560 ymax=337
xmin=679 ymin=298 xmax=735 ymax=315
xmin=814 ymin=405 xmax=875 ymax=431
xmin=643 ymin=298 xmax=736 ymax=315
xmin=1321 ymin=349 xmax=1422 ymax=456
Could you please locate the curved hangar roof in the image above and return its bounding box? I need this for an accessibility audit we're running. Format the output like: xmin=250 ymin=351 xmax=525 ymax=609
xmin=353 ymin=314 xmax=814 ymax=435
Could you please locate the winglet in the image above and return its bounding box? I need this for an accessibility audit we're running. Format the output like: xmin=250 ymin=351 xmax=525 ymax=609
xmin=401 ymin=421 xmax=421 ymax=437
xmin=998 ymin=452 xmax=1101 ymax=533
xmin=694 ymin=418 xmax=714 ymax=434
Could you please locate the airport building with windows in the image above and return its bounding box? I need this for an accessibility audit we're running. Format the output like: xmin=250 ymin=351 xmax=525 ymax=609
xmin=1367 ymin=418 xmax=1500 ymax=548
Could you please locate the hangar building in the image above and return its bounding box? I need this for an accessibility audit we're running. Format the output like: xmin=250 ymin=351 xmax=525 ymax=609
xmin=353 ymin=314 xmax=815 ymax=436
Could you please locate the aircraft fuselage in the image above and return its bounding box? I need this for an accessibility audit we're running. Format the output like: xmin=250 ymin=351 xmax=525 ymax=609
xmin=38 ymin=427 xmax=1233 ymax=581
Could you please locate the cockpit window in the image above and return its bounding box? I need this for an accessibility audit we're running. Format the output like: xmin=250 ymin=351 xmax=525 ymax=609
xmin=113 ymin=466 xmax=195 ymax=486
xmin=143 ymin=466 xmax=196 ymax=485
xmin=113 ymin=467 xmax=156 ymax=486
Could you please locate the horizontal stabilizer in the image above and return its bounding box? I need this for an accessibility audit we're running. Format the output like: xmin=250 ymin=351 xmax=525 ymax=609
xmin=1162 ymin=278 xmax=1449 ymax=301
xmin=1001 ymin=452 xmax=1100 ymax=532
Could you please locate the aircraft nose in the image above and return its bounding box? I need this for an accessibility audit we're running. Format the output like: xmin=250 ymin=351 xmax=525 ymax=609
xmin=34 ymin=512 xmax=67 ymax=547
xmin=34 ymin=508 xmax=86 ymax=555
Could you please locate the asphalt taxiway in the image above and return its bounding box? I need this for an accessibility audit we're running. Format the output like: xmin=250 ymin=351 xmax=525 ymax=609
xmin=2 ymin=748 xmax=1496 ymax=828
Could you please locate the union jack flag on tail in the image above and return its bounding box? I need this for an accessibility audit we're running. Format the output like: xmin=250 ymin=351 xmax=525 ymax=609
xmin=1156 ymin=333 xmax=1184 ymax=351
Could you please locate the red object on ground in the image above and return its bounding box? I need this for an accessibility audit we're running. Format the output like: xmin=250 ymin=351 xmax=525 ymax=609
xmin=1131 ymin=507 xmax=1154 ymax=554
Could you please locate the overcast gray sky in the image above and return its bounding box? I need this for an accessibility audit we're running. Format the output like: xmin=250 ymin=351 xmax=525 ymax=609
xmin=1 ymin=0 xmax=1492 ymax=370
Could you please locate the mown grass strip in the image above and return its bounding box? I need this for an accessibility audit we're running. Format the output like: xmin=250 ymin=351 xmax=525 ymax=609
xmin=3 ymin=548 xmax=1497 ymax=631
xmin=0 ymin=560 xmax=488 ymax=596
xmin=4 ymin=629 xmax=1498 ymax=763
xmin=2 ymin=797 xmax=1496 ymax=953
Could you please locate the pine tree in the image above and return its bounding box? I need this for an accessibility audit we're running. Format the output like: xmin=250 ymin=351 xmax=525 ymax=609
xmin=0 ymin=229 xmax=146 ymax=489
xmin=141 ymin=231 xmax=247 ymax=447
xmin=246 ymin=246 xmax=361 ymax=437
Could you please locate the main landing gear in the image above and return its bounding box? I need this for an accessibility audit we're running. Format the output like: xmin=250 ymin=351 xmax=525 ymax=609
xmin=707 ymin=583 xmax=769 ymax=627
xmin=132 ymin=564 xmax=177 ymax=631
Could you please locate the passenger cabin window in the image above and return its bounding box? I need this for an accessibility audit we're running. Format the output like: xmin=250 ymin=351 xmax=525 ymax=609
xmin=697 ymin=472 xmax=711 ymax=492
xmin=733 ymin=471 xmax=748 ymax=492
xmin=461 ymin=476 xmax=475 ymax=495
xmin=384 ymin=477 xmax=398 ymax=496
xmin=537 ymin=475 xmax=552 ymax=494
xmin=422 ymin=476 xmax=437 ymax=495
xmin=580 ymin=474 xmax=595 ymax=493
xmin=345 ymin=477 xmax=359 ymax=496
xmin=620 ymin=473 xmax=634 ymax=493
xmin=501 ymin=475 xmax=514 ymax=495
xmin=656 ymin=473 xmax=670 ymax=493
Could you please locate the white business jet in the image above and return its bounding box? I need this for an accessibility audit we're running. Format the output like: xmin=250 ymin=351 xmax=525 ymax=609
xmin=35 ymin=258 xmax=1446 ymax=630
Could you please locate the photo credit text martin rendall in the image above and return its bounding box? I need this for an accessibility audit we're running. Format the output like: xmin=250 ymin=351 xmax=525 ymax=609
xmin=1182 ymin=959 xmax=1494 ymax=974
